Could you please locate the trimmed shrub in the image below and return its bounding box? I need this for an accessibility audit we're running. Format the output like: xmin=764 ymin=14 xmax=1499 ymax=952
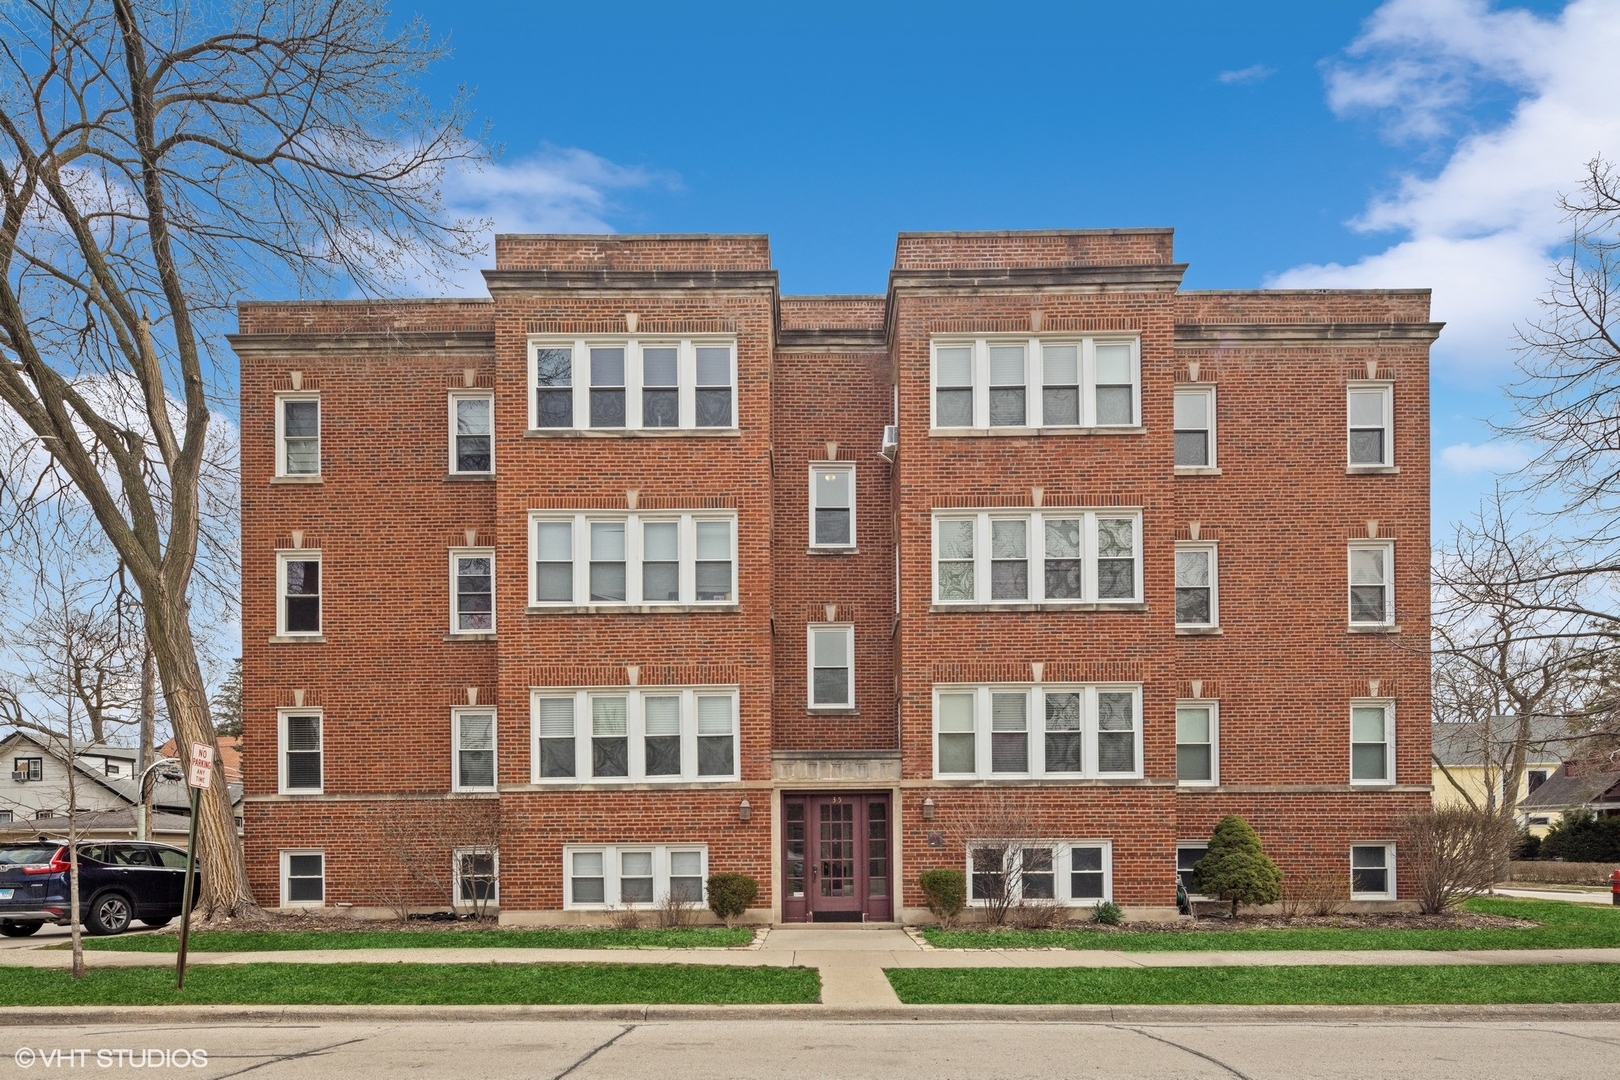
xmin=919 ymin=868 xmax=967 ymax=928
xmin=705 ymin=873 xmax=758 ymax=927
xmin=1091 ymin=901 xmax=1124 ymax=926
xmin=1539 ymin=812 xmax=1620 ymax=863
xmin=1191 ymin=815 xmax=1283 ymax=917
xmin=1509 ymin=860 xmax=1618 ymax=886
xmin=1399 ymin=808 xmax=1518 ymax=914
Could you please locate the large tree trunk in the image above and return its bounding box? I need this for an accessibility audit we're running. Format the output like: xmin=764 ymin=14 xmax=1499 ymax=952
xmin=145 ymin=587 xmax=253 ymax=916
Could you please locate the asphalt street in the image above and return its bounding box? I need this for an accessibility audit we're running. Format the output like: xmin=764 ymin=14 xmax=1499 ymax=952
xmin=1 ymin=1019 xmax=1616 ymax=1079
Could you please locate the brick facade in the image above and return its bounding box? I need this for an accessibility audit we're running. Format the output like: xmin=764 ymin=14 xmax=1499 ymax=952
xmin=235 ymin=228 xmax=1437 ymax=922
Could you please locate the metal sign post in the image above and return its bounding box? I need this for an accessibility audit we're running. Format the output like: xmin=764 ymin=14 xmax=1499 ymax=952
xmin=175 ymin=744 xmax=213 ymax=991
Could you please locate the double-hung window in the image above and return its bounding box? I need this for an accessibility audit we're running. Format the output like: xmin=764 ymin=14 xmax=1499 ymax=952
xmin=529 ymin=512 xmax=736 ymax=607
xmin=276 ymin=552 xmax=322 ymax=637
xmin=809 ymin=464 xmax=855 ymax=548
xmin=1348 ymin=542 xmax=1394 ymax=626
xmin=932 ymin=510 xmax=1141 ymax=605
xmin=530 ymin=688 xmax=739 ymax=783
xmin=1348 ymin=384 xmax=1393 ymax=467
xmin=281 ymin=850 xmax=324 ymax=905
xmin=275 ymin=394 xmax=320 ymax=477
xmin=449 ymin=549 xmax=494 ymax=634
xmin=1173 ymin=387 xmax=1215 ymax=468
xmin=1350 ymin=700 xmax=1394 ymax=784
xmin=454 ymin=849 xmax=498 ymax=907
xmin=1176 ymin=702 xmax=1218 ymax=785
xmin=808 ymin=624 xmax=854 ymax=710
xmin=1176 ymin=844 xmax=1209 ymax=893
xmin=967 ymin=841 xmax=1112 ymax=906
xmin=1174 ymin=543 xmax=1218 ymax=628
xmin=933 ymin=684 xmax=1141 ymax=779
xmin=450 ymin=392 xmax=493 ymax=473
xmin=452 ymin=708 xmax=496 ymax=792
xmin=930 ymin=336 xmax=1139 ymax=430
xmin=1351 ymin=844 xmax=1394 ymax=898
xmin=14 ymin=757 xmax=42 ymax=782
xmin=278 ymin=710 xmax=322 ymax=794
xmin=565 ymin=845 xmax=707 ymax=909
xmin=529 ymin=338 xmax=737 ymax=431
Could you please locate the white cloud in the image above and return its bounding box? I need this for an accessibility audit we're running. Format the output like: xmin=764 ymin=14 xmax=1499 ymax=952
xmin=430 ymin=146 xmax=672 ymax=294
xmin=1217 ymin=64 xmax=1275 ymax=85
xmin=1439 ymin=440 xmax=1530 ymax=473
xmin=1271 ymin=0 xmax=1620 ymax=375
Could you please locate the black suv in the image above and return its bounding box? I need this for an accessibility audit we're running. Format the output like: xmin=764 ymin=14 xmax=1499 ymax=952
xmin=0 ymin=841 xmax=196 ymax=936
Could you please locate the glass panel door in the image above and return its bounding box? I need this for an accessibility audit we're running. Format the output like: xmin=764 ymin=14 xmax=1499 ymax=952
xmin=818 ymin=801 xmax=857 ymax=900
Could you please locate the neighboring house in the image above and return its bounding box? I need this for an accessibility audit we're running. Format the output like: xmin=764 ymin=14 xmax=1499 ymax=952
xmin=1431 ymin=718 xmax=1575 ymax=835
xmin=0 ymin=730 xmax=242 ymax=836
xmin=235 ymin=228 xmax=1437 ymax=920
xmin=159 ymin=736 xmax=243 ymax=784
xmin=1519 ymin=763 xmax=1620 ymax=824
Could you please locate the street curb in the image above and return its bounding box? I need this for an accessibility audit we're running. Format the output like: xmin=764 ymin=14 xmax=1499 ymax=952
xmin=2 ymin=1002 xmax=1618 ymax=1026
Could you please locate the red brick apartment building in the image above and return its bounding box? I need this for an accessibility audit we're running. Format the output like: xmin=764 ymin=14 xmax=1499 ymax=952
xmin=234 ymin=229 xmax=1437 ymax=922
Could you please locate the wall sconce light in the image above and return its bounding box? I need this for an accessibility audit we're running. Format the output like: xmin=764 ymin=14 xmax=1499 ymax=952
xmin=738 ymin=797 xmax=752 ymax=822
xmin=921 ymin=796 xmax=936 ymax=820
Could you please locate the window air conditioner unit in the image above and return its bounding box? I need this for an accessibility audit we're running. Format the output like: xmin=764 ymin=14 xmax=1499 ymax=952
xmin=12 ymin=770 xmax=29 ymax=783
xmin=879 ymin=424 xmax=898 ymax=463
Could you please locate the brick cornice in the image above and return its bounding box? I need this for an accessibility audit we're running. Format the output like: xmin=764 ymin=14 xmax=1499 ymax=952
xmin=889 ymin=263 xmax=1189 ymax=292
xmin=481 ymin=268 xmax=779 ymax=292
xmin=1173 ymin=321 xmax=1445 ymax=346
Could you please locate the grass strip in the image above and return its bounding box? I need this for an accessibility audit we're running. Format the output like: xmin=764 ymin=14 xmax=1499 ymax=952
xmin=887 ymin=962 xmax=1620 ymax=1005
xmin=921 ymin=898 xmax=1620 ymax=952
xmin=0 ymin=962 xmax=818 ymax=1006
xmin=80 ymin=926 xmax=753 ymax=952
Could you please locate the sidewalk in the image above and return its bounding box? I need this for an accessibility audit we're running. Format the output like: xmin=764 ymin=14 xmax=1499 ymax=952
xmin=8 ymin=925 xmax=1620 ymax=1007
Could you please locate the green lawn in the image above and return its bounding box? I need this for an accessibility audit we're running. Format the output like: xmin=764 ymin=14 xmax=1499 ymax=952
xmin=921 ymin=898 xmax=1620 ymax=952
xmin=80 ymin=926 xmax=753 ymax=952
xmin=0 ymin=962 xmax=818 ymax=1006
xmin=887 ymin=962 xmax=1620 ymax=1005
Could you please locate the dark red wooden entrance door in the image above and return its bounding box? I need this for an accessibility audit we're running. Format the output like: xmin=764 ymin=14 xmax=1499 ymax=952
xmin=781 ymin=793 xmax=891 ymax=922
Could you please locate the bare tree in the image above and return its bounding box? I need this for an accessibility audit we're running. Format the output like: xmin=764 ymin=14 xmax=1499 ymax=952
xmin=1429 ymin=494 xmax=1608 ymax=816
xmin=0 ymin=0 xmax=485 ymax=915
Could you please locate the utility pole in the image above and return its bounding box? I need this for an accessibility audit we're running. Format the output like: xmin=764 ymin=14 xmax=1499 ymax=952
xmin=137 ymin=638 xmax=154 ymax=841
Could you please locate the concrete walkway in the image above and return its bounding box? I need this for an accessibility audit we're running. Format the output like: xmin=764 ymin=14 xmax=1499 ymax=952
xmin=7 ymin=924 xmax=1620 ymax=1007
xmin=1493 ymin=887 xmax=1616 ymax=905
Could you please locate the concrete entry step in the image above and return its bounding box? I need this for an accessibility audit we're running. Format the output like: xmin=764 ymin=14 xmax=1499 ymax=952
xmin=760 ymin=926 xmax=917 ymax=952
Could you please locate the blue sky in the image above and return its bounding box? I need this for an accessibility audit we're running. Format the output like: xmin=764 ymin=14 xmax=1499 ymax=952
xmin=402 ymin=0 xmax=1618 ymax=536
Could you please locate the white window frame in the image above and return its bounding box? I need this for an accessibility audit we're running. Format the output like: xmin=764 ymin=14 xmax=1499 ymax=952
xmin=1174 ymin=542 xmax=1219 ymax=629
xmin=451 ymin=706 xmax=498 ymax=793
xmin=527 ymin=337 xmax=738 ymax=432
xmin=1348 ymin=541 xmax=1395 ymax=626
xmin=449 ymin=390 xmax=495 ymax=475
xmin=807 ymin=623 xmax=855 ymax=710
xmin=1347 ymin=382 xmax=1394 ymax=468
xmin=528 ymin=512 xmax=738 ymax=608
xmin=929 ymin=336 xmax=1141 ymax=431
xmin=932 ymin=684 xmax=1143 ymax=780
xmin=931 ymin=510 xmax=1143 ymax=605
xmin=1350 ymin=698 xmax=1395 ymax=786
xmin=280 ymin=849 xmax=325 ymax=907
xmin=562 ymin=843 xmax=709 ymax=910
xmin=277 ymin=708 xmax=323 ymax=795
xmin=1175 ymin=700 xmax=1219 ymax=787
xmin=275 ymin=551 xmax=323 ymax=637
xmin=274 ymin=391 xmax=321 ymax=477
xmin=1173 ymin=385 xmax=1216 ymax=469
xmin=965 ymin=840 xmax=1113 ymax=907
xmin=1350 ymin=843 xmax=1396 ymax=900
xmin=808 ymin=462 xmax=856 ymax=549
xmin=528 ymin=688 xmax=740 ymax=784
xmin=449 ymin=548 xmax=496 ymax=635
xmin=452 ymin=847 xmax=499 ymax=907
xmin=1176 ymin=842 xmax=1210 ymax=897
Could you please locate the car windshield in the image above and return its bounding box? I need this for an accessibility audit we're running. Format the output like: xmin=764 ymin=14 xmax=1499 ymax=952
xmin=0 ymin=845 xmax=61 ymax=865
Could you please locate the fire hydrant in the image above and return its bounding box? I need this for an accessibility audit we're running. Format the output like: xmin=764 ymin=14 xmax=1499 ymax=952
xmin=1611 ymin=868 xmax=1620 ymax=906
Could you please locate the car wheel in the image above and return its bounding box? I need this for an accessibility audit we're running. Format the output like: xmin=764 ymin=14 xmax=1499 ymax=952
xmin=0 ymin=920 xmax=43 ymax=938
xmin=137 ymin=917 xmax=172 ymax=929
xmin=86 ymin=893 xmax=134 ymax=936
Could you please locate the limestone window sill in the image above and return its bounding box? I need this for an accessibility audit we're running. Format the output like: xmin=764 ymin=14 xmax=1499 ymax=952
xmin=444 ymin=632 xmax=497 ymax=642
xmin=928 ymin=425 xmax=1145 ymax=438
xmin=270 ymin=475 xmax=323 ymax=485
xmin=930 ymin=602 xmax=1148 ymax=614
xmin=524 ymin=428 xmax=742 ymax=439
xmin=1175 ymin=626 xmax=1223 ymax=636
xmin=526 ymin=603 xmax=742 ymax=615
xmin=807 ymin=547 xmax=858 ymax=556
xmin=1174 ymin=466 xmax=1222 ymax=476
xmin=443 ymin=473 xmax=495 ymax=482
xmin=268 ymin=635 xmax=326 ymax=644
xmin=1347 ymin=624 xmax=1402 ymax=634
xmin=1346 ymin=465 xmax=1400 ymax=475
xmin=806 ymin=707 xmax=861 ymax=716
